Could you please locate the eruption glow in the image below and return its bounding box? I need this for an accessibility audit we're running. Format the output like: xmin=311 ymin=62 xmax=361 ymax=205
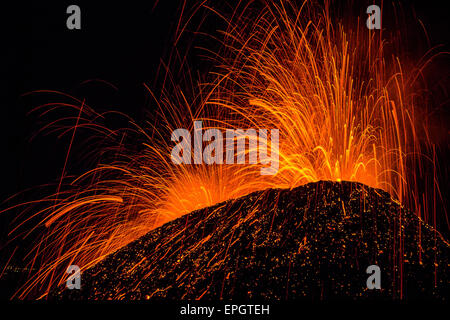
xmin=3 ymin=0 xmax=446 ymax=299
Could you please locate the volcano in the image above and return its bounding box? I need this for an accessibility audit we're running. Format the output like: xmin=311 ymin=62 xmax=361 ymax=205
xmin=51 ymin=181 xmax=449 ymax=300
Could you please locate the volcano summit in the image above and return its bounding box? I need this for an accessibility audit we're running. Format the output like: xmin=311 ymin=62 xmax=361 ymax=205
xmin=51 ymin=181 xmax=449 ymax=300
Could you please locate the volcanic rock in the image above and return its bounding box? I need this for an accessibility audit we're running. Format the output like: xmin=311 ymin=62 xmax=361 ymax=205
xmin=52 ymin=181 xmax=449 ymax=300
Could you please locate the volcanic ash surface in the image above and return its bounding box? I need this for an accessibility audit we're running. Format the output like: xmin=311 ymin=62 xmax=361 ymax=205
xmin=52 ymin=181 xmax=449 ymax=300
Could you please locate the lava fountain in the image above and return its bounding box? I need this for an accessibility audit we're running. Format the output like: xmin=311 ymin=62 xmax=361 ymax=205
xmin=3 ymin=0 xmax=447 ymax=299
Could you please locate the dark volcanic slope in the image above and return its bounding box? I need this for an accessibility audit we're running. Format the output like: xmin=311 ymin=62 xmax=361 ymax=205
xmin=53 ymin=181 xmax=449 ymax=300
